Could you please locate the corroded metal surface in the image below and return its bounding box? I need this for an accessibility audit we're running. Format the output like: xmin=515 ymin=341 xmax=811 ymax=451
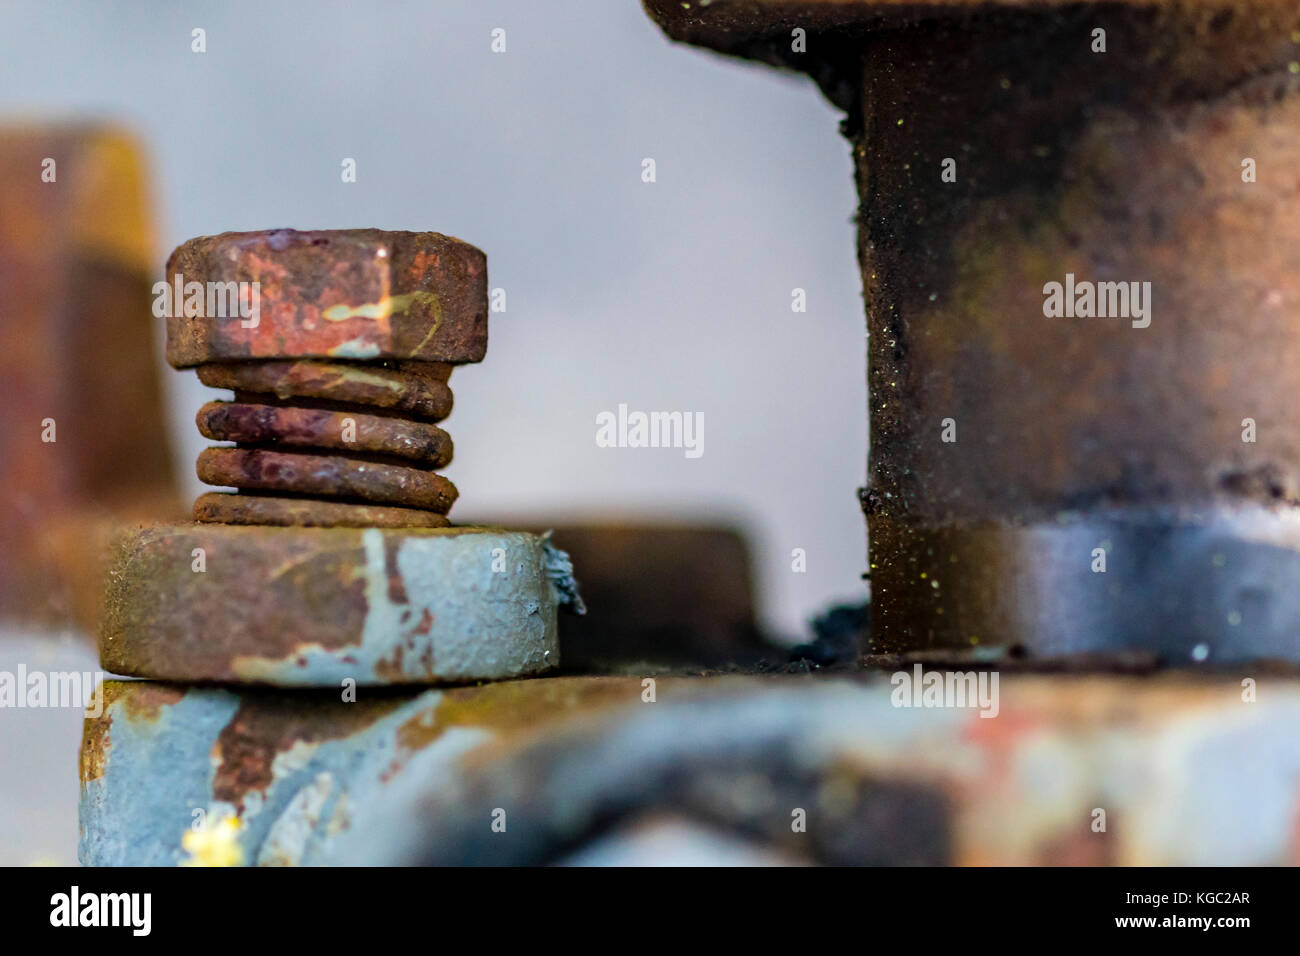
xmin=196 ymin=360 xmax=454 ymax=422
xmin=107 ymin=227 xmax=551 ymax=697
xmin=166 ymin=229 xmax=487 ymax=368
xmin=196 ymin=447 xmax=458 ymax=511
xmin=646 ymin=0 xmax=1300 ymax=51
xmin=170 ymin=231 xmax=475 ymax=526
xmin=197 ymin=402 xmax=453 ymax=464
xmin=856 ymin=17 xmax=1300 ymax=657
xmin=79 ymin=678 xmax=639 ymax=866
xmin=0 ymin=124 xmax=179 ymax=625
xmin=380 ymin=673 xmax=1300 ymax=866
xmin=100 ymin=524 xmax=565 ymax=685
xmin=79 ymin=673 xmax=1300 ymax=865
xmin=192 ymin=494 xmax=451 ymax=529
xmin=871 ymin=505 xmax=1300 ymax=662
xmin=645 ymin=1 xmax=1300 ymax=114
xmin=852 ymin=22 xmax=1300 ymax=524
xmin=646 ymin=0 xmax=1300 ymax=662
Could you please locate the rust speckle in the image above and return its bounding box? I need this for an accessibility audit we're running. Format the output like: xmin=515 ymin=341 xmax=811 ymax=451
xmin=413 ymin=608 xmax=433 ymax=635
xmin=381 ymin=678 xmax=640 ymax=781
xmin=435 ymin=677 xmax=640 ymax=746
xmin=385 ymin=536 xmax=409 ymax=605
xmin=79 ymin=713 xmax=111 ymax=783
xmin=81 ymin=682 xmax=185 ymax=783
xmin=394 ymin=706 xmax=444 ymax=755
xmin=120 ymin=683 xmax=186 ymax=724
xmin=374 ymin=645 xmax=405 ymax=683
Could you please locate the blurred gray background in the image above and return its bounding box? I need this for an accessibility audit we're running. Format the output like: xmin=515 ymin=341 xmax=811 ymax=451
xmin=0 ymin=0 xmax=865 ymax=863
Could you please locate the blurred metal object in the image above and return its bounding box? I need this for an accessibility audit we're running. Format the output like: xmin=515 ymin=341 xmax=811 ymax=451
xmin=506 ymin=523 xmax=764 ymax=669
xmin=645 ymin=0 xmax=1300 ymax=663
xmin=80 ymin=673 xmax=1300 ymax=865
xmin=0 ymin=124 xmax=179 ymax=629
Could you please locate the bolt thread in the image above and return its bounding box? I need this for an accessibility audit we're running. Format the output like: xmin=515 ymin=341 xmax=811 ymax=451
xmin=190 ymin=359 xmax=457 ymax=528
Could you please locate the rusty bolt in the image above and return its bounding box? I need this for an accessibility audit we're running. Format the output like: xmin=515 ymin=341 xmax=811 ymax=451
xmin=99 ymin=228 xmax=576 ymax=687
xmin=647 ymin=0 xmax=1300 ymax=664
xmin=166 ymin=228 xmax=486 ymax=367
xmin=169 ymin=228 xmax=485 ymax=527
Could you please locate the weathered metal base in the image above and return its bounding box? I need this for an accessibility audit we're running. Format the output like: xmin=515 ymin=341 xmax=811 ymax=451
xmin=79 ymin=678 xmax=638 ymax=866
xmin=870 ymin=503 xmax=1300 ymax=664
xmin=80 ymin=673 xmax=1300 ymax=866
xmin=100 ymin=524 xmax=568 ymax=686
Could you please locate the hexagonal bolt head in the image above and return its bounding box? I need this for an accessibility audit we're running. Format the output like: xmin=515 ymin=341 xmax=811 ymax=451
xmin=164 ymin=228 xmax=488 ymax=368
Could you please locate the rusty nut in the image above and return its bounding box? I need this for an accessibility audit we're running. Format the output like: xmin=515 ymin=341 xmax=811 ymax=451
xmin=164 ymin=228 xmax=488 ymax=368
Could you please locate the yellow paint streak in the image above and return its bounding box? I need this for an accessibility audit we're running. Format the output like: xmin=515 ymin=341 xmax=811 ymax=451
xmin=267 ymin=551 xmax=320 ymax=582
xmin=326 ymin=368 xmax=405 ymax=393
xmin=321 ymin=290 xmax=441 ymax=322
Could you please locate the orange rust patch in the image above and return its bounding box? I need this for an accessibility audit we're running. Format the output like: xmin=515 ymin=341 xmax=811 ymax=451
xmin=79 ymin=713 xmax=111 ymax=782
xmin=384 ymin=536 xmax=409 ymax=604
xmin=212 ymin=695 xmax=406 ymax=810
xmin=432 ymin=677 xmax=643 ymax=771
xmin=373 ymin=645 xmax=404 ymax=683
xmin=120 ymin=683 xmax=186 ymax=723
xmin=82 ymin=681 xmax=185 ymax=782
xmin=435 ymin=677 xmax=639 ymax=736
xmin=382 ymin=678 xmax=641 ymax=780
xmin=395 ymin=707 xmax=443 ymax=754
